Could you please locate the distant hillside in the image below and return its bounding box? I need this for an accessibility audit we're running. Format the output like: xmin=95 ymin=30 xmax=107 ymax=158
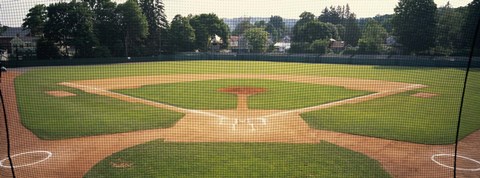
xmin=223 ymin=17 xmax=298 ymax=31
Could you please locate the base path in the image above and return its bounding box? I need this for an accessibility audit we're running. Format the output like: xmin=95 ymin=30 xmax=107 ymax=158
xmin=0 ymin=72 xmax=479 ymax=178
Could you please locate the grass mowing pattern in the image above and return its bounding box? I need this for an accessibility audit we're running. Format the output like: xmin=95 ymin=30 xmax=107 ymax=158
xmin=15 ymin=72 xmax=184 ymax=140
xmin=301 ymin=69 xmax=480 ymax=145
xmin=15 ymin=61 xmax=480 ymax=143
xmin=114 ymin=79 xmax=371 ymax=110
xmin=84 ymin=140 xmax=391 ymax=178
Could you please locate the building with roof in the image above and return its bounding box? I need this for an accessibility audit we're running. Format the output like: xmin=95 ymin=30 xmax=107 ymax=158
xmin=329 ymin=39 xmax=345 ymax=53
xmin=273 ymin=42 xmax=291 ymax=53
xmin=0 ymin=27 xmax=38 ymax=60
xmin=229 ymin=35 xmax=250 ymax=53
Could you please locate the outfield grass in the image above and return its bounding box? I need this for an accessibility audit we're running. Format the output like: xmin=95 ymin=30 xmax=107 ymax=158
xmin=114 ymin=79 xmax=370 ymax=110
xmin=84 ymin=140 xmax=391 ymax=178
xmin=15 ymin=61 xmax=480 ymax=143
xmin=301 ymin=69 xmax=480 ymax=144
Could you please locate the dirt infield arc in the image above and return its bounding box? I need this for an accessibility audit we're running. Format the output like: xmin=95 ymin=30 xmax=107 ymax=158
xmin=1 ymin=71 xmax=479 ymax=178
xmin=59 ymin=74 xmax=425 ymax=135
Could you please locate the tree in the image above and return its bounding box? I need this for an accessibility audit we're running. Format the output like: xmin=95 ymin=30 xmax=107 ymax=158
xmin=68 ymin=2 xmax=98 ymax=58
xmin=254 ymin=20 xmax=267 ymax=28
xmin=44 ymin=2 xmax=98 ymax=58
xmin=291 ymin=16 xmax=339 ymax=54
xmin=169 ymin=15 xmax=195 ymax=52
xmin=343 ymin=14 xmax=361 ymax=46
xmin=433 ymin=2 xmax=465 ymax=56
xmin=22 ymin=4 xmax=47 ymax=37
xmin=244 ymin=28 xmax=268 ymax=53
xmin=0 ymin=23 xmax=7 ymax=34
xmin=138 ymin=0 xmax=168 ymax=55
xmin=294 ymin=21 xmax=338 ymax=43
xmin=116 ymin=0 xmax=148 ymax=57
xmin=232 ymin=19 xmax=253 ymax=35
xmin=43 ymin=3 xmax=70 ymax=57
xmin=358 ymin=20 xmax=388 ymax=54
xmin=266 ymin=16 xmax=285 ymax=42
xmin=85 ymin=0 xmax=120 ymax=57
xmin=189 ymin=13 xmax=230 ymax=51
xmin=318 ymin=4 xmax=360 ymax=46
xmin=292 ymin=12 xmax=316 ymax=42
xmin=36 ymin=37 xmax=61 ymax=59
xmin=335 ymin=24 xmax=345 ymax=40
xmin=392 ymin=0 xmax=437 ymax=54
xmin=373 ymin=14 xmax=394 ymax=33
xmin=461 ymin=0 xmax=480 ymax=55
xmin=309 ymin=39 xmax=329 ymax=54
xmin=319 ymin=6 xmax=342 ymax=24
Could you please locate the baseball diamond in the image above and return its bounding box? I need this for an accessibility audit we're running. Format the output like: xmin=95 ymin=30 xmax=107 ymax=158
xmin=0 ymin=61 xmax=479 ymax=178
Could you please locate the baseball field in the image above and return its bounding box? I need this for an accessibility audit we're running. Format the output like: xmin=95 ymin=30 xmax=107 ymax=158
xmin=1 ymin=60 xmax=479 ymax=177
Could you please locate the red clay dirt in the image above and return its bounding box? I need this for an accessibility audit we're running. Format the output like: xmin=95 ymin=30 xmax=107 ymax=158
xmin=46 ymin=91 xmax=76 ymax=97
xmin=411 ymin=92 xmax=439 ymax=98
xmin=218 ymin=87 xmax=267 ymax=95
xmin=0 ymin=71 xmax=479 ymax=178
xmin=218 ymin=87 xmax=266 ymax=111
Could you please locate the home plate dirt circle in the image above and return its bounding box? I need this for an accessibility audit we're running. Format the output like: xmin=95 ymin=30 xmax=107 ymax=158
xmin=0 ymin=151 xmax=53 ymax=168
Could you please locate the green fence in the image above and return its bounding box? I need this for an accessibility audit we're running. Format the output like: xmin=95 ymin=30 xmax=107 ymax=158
xmin=3 ymin=53 xmax=480 ymax=68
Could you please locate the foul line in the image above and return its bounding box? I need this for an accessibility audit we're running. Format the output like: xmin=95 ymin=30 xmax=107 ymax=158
xmin=258 ymin=84 xmax=425 ymax=119
xmin=61 ymin=82 xmax=425 ymax=130
xmin=61 ymin=82 xmax=227 ymax=119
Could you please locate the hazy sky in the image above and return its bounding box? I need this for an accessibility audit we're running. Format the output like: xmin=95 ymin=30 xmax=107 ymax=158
xmin=0 ymin=0 xmax=473 ymax=27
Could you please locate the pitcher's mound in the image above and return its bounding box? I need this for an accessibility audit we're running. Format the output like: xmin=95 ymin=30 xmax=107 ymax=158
xmin=46 ymin=91 xmax=76 ymax=97
xmin=218 ymin=87 xmax=267 ymax=95
xmin=411 ymin=92 xmax=438 ymax=98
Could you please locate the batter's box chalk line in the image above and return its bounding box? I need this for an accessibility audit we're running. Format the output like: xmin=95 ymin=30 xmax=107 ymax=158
xmin=431 ymin=154 xmax=480 ymax=171
xmin=0 ymin=151 xmax=53 ymax=168
xmin=220 ymin=118 xmax=267 ymax=131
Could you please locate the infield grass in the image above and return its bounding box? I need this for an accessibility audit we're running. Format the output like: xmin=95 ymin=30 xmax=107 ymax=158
xmin=15 ymin=61 xmax=480 ymax=143
xmin=84 ymin=140 xmax=391 ymax=178
xmin=114 ymin=79 xmax=371 ymax=110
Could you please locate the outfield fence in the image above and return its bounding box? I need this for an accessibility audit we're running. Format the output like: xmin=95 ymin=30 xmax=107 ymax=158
xmin=3 ymin=53 xmax=480 ymax=68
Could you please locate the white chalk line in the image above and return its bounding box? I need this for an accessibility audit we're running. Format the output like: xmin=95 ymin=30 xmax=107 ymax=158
xmin=63 ymin=82 xmax=268 ymax=132
xmin=61 ymin=82 xmax=424 ymax=132
xmin=431 ymin=154 xmax=480 ymax=171
xmin=258 ymin=84 xmax=425 ymax=119
xmin=0 ymin=151 xmax=53 ymax=168
xmin=61 ymin=82 xmax=228 ymax=119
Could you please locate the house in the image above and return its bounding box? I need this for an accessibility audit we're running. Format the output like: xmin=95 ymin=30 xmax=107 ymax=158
xmin=229 ymin=36 xmax=239 ymax=48
xmin=229 ymin=35 xmax=250 ymax=53
xmin=0 ymin=27 xmax=38 ymax=60
xmin=273 ymin=42 xmax=291 ymax=53
xmin=385 ymin=36 xmax=404 ymax=54
xmin=0 ymin=49 xmax=7 ymax=61
xmin=283 ymin=36 xmax=291 ymax=43
xmin=210 ymin=34 xmax=223 ymax=52
xmin=386 ymin=36 xmax=397 ymax=46
xmin=329 ymin=39 xmax=345 ymax=53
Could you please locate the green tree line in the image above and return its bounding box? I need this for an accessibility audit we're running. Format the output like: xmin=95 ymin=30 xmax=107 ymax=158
xmin=22 ymin=0 xmax=230 ymax=59
xmin=21 ymin=0 xmax=480 ymax=58
xmin=290 ymin=1 xmax=479 ymax=56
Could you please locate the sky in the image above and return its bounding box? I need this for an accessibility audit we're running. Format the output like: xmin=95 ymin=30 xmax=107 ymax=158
xmin=0 ymin=0 xmax=473 ymax=27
